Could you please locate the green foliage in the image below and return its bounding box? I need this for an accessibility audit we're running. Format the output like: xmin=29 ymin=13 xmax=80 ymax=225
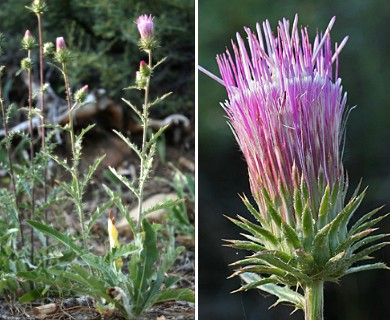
xmin=226 ymin=178 xmax=389 ymax=311
xmin=0 ymin=1 xmax=193 ymax=318
xmin=161 ymin=167 xmax=195 ymax=237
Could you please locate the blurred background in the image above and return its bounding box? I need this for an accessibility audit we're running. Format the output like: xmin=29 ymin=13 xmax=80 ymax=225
xmin=199 ymin=0 xmax=390 ymax=319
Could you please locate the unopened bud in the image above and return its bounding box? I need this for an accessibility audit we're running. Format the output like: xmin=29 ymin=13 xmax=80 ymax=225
xmin=135 ymin=71 xmax=147 ymax=90
xmin=43 ymin=42 xmax=54 ymax=56
xmin=139 ymin=60 xmax=151 ymax=77
xmin=54 ymin=37 xmax=71 ymax=64
xmin=56 ymin=37 xmax=66 ymax=52
xmin=21 ymin=57 xmax=33 ymax=70
xmin=21 ymin=30 xmax=36 ymax=51
xmin=74 ymin=85 xmax=89 ymax=103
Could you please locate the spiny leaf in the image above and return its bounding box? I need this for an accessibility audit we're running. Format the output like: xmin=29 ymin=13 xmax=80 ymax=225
xmin=348 ymin=242 xmax=390 ymax=265
xmin=232 ymin=276 xmax=279 ymax=293
xmin=349 ymin=207 xmax=386 ymax=235
xmin=262 ymin=188 xmax=282 ymax=227
xmin=336 ymin=229 xmax=378 ymax=253
xmin=317 ymin=185 xmax=330 ymax=228
xmin=87 ymin=199 xmax=114 ymax=234
xmin=26 ymin=220 xmax=83 ymax=254
xmin=109 ymin=166 xmax=139 ymax=198
xmin=293 ymin=188 xmax=303 ymax=227
xmin=226 ymin=215 xmax=278 ymax=246
xmin=223 ymin=239 xmax=265 ymax=252
xmin=229 ymin=266 xmax=287 ymax=279
xmin=240 ymin=273 xmax=304 ymax=310
xmin=144 ymin=125 xmax=169 ymax=151
xmin=311 ymin=223 xmax=332 ymax=266
xmin=243 ymin=252 xmax=310 ymax=281
xmin=150 ymin=92 xmax=172 ymax=107
xmin=345 ymin=263 xmax=389 ymax=275
xmin=121 ymin=98 xmax=142 ymax=119
xmin=240 ymin=194 xmax=268 ymax=228
xmin=142 ymin=198 xmax=184 ymax=216
xmin=350 ymin=234 xmax=390 ymax=254
xmin=113 ymin=129 xmax=143 ymax=159
xmin=282 ymin=222 xmax=301 ymax=249
xmin=301 ymin=202 xmax=314 ymax=250
xmin=82 ymin=154 xmax=105 ymax=189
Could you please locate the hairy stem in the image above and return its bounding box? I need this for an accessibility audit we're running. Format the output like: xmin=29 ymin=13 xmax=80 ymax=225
xmin=27 ymin=50 xmax=35 ymax=264
xmin=62 ymin=63 xmax=86 ymax=246
xmin=136 ymin=50 xmax=152 ymax=232
xmin=0 ymin=75 xmax=25 ymax=246
xmin=304 ymin=281 xmax=324 ymax=320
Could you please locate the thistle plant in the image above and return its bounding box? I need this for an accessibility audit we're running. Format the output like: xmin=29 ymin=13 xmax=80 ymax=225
xmin=20 ymin=13 xmax=193 ymax=319
xmin=202 ymin=15 xmax=389 ymax=319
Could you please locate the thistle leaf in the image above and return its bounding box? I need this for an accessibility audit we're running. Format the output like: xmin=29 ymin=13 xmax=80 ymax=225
xmin=109 ymin=166 xmax=140 ymax=198
xmin=262 ymin=188 xmax=282 ymax=227
xmin=301 ymin=202 xmax=314 ymax=250
xmin=240 ymin=273 xmax=304 ymax=310
xmin=282 ymin=222 xmax=301 ymax=249
xmin=240 ymin=194 xmax=268 ymax=228
xmin=350 ymin=234 xmax=390 ymax=254
xmin=348 ymin=242 xmax=390 ymax=265
xmin=232 ymin=276 xmax=279 ymax=293
xmin=142 ymin=198 xmax=185 ymax=216
xmin=26 ymin=220 xmax=83 ymax=254
xmin=311 ymin=223 xmax=332 ymax=265
xmin=317 ymin=185 xmax=330 ymax=228
xmin=113 ymin=129 xmax=143 ymax=159
xmin=226 ymin=215 xmax=278 ymax=246
xmin=121 ymin=98 xmax=142 ymax=119
xmin=345 ymin=263 xmax=389 ymax=275
xmin=349 ymin=207 xmax=386 ymax=236
xmin=223 ymin=239 xmax=265 ymax=252
xmin=155 ymin=288 xmax=195 ymax=303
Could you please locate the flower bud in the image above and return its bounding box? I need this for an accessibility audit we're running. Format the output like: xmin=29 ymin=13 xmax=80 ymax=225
xmin=30 ymin=0 xmax=47 ymax=15
xmin=135 ymin=71 xmax=147 ymax=90
xmin=20 ymin=57 xmax=33 ymax=70
xmin=139 ymin=60 xmax=151 ymax=77
xmin=43 ymin=42 xmax=54 ymax=56
xmin=54 ymin=37 xmax=71 ymax=64
xmin=74 ymin=85 xmax=88 ymax=103
xmin=24 ymin=30 xmax=33 ymax=40
xmin=56 ymin=37 xmax=66 ymax=52
xmin=21 ymin=30 xmax=36 ymax=51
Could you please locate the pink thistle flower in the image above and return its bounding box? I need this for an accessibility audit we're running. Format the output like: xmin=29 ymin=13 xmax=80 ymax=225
xmin=216 ymin=15 xmax=349 ymax=218
xmin=136 ymin=14 xmax=154 ymax=40
xmin=56 ymin=36 xmax=66 ymax=52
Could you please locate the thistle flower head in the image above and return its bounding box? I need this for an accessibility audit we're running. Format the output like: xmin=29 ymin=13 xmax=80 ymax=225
xmin=136 ymin=14 xmax=154 ymax=40
xmin=215 ymin=15 xmax=388 ymax=302
xmin=217 ymin=15 xmax=348 ymax=216
xmin=135 ymin=14 xmax=158 ymax=52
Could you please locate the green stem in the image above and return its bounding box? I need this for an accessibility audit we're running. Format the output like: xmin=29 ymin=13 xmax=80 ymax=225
xmin=136 ymin=50 xmax=152 ymax=232
xmin=304 ymin=281 xmax=324 ymax=320
xmin=27 ymin=50 xmax=35 ymax=265
xmin=36 ymin=12 xmax=48 ymax=248
xmin=62 ymin=63 xmax=86 ymax=247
